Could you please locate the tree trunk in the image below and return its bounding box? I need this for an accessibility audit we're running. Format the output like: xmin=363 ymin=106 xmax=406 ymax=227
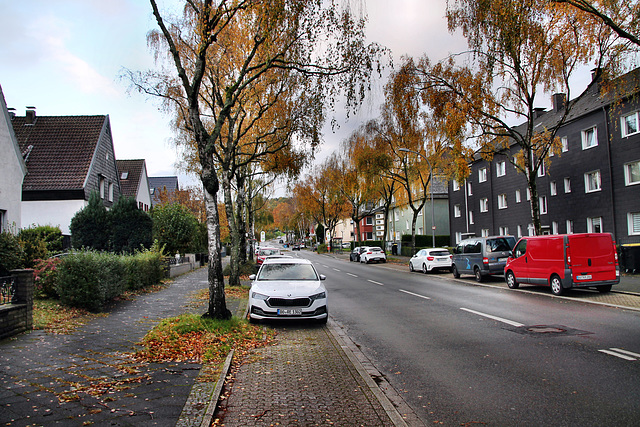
xmin=222 ymin=173 xmax=242 ymax=288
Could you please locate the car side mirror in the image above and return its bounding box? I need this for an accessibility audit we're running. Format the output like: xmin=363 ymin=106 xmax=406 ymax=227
xmin=249 ymin=274 xmax=256 ymax=280
xmin=319 ymin=274 xmax=326 ymax=281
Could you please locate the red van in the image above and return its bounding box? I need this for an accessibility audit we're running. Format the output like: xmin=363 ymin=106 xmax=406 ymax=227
xmin=504 ymin=233 xmax=620 ymax=296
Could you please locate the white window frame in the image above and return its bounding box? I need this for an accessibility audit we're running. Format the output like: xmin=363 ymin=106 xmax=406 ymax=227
xmin=624 ymin=161 xmax=640 ymax=186
xmin=480 ymin=198 xmax=489 ymax=213
xmin=453 ymin=180 xmax=460 ymax=191
xmin=552 ymin=221 xmax=559 ymax=234
xmin=566 ymin=220 xmax=573 ymax=234
xmin=581 ymin=126 xmax=598 ymax=150
xmin=469 ymin=211 xmax=474 ymax=225
xmin=467 ymin=182 xmax=472 ymax=196
xmin=628 ymin=212 xmax=640 ymax=236
xmin=454 ymin=204 xmax=461 ymax=218
xmin=108 ymin=182 xmax=114 ymax=202
xmin=539 ymin=196 xmax=547 ymax=214
xmin=550 ymin=181 xmax=557 ymax=196
xmin=479 ymin=167 xmax=487 ymax=183
xmin=527 ymin=223 xmax=535 ymax=236
xmin=498 ymin=194 xmax=508 ymax=209
xmin=537 ymin=161 xmax=546 ymax=177
xmin=499 ymin=226 xmax=509 ymax=235
xmin=517 ymin=225 xmax=522 ymax=238
xmin=621 ymin=112 xmax=640 ymax=138
xmin=481 ymin=228 xmax=489 ymax=237
xmin=515 ymin=189 xmax=521 ymax=203
xmin=587 ymin=216 xmax=603 ymax=233
xmin=584 ymin=170 xmax=601 ymax=193
xmin=526 ymin=188 xmax=531 ymax=201
xmin=496 ymin=161 xmax=506 ymax=177
xmin=561 ymin=136 xmax=569 ymax=153
xmin=564 ymin=177 xmax=571 ymax=193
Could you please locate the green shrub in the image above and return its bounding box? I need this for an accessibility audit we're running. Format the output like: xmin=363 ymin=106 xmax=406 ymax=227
xmin=317 ymin=244 xmax=328 ymax=254
xmin=33 ymin=257 xmax=61 ymax=298
xmin=56 ymin=251 xmax=126 ymax=312
xmin=70 ymin=192 xmax=110 ymax=250
xmin=110 ymin=197 xmax=153 ymax=253
xmin=0 ymin=232 xmax=24 ymax=276
xmin=123 ymin=250 xmax=165 ymax=290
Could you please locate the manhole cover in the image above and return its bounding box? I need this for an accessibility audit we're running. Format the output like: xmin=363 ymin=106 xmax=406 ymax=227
xmin=526 ymin=326 xmax=566 ymax=334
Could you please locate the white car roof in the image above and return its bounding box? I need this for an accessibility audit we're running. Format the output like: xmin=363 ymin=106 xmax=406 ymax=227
xmin=261 ymin=257 xmax=313 ymax=265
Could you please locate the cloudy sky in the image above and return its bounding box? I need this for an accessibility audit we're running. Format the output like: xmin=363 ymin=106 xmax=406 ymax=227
xmin=0 ymin=1 xmax=479 ymax=192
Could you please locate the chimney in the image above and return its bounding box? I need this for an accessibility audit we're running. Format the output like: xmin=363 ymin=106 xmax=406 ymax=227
xmin=552 ymin=93 xmax=566 ymax=113
xmin=591 ymin=68 xmax=602 ymax=82
xmin=533 ymin=107 xmax=546 ymax=119
xmin=7 ymin=107 xmax=15 ymax=119
xmin=25 ymin=106 xmax=36 ymax=124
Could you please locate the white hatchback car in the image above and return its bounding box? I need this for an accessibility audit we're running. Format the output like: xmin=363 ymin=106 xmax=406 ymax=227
xmin=248 ymin=258 xmax=328 ymax=324
xmin=359 ymin=246 xmax=386 ymax=264
xmin=409 ymin=248 xmax=453 ymax=273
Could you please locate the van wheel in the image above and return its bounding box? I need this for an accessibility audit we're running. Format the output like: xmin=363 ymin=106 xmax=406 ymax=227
xmin=506 ymin=271 xmax=519 ymax=289
xmin=422 ymin=263 xmax=428 ymax=274
xmin=550 ymin=275 xmax=564 ymax=296
xmin=596 ymin=284 xmax=612 ymax=293
xmin=452 ymin=264 xmax=460 ymax=278
xmin=474 ymin=267 xmax=483 ymax=283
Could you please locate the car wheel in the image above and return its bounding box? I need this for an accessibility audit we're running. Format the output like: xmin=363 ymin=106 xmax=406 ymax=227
xmin=474 ymin=267 xmax=483 ymax=283
xmin=452 ymin=264 xmax=460 ymax=278
xmin=506 ymin=271 xmax=519 ymax=289
xmin=550 ymin=274 xmax=564 ymax=296
xmin=422 ymin=263 xmax=428 ymax=274
xmin=409 ymin=262 xmax=415 ymax=272
xmin=596 ymin=284 xmax=612 ymax=293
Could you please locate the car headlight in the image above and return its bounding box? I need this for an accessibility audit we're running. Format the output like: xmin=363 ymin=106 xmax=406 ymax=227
xmin=251 ymin=292 xmax=268 ymax=300
xmin=309 ymin=292 xmax=326 ymax=300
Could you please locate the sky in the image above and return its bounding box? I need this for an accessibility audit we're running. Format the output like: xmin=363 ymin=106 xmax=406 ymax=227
xmin=0 ymin=0 xmax=588 ymax=195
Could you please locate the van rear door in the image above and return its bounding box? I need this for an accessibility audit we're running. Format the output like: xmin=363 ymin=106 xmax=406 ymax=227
xmin=567 ymin=234 xmax=617 ymax=284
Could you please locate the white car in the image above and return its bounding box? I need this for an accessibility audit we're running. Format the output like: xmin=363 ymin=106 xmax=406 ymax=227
xmin=248 ymin=258 xmax=328 ymax=324
xmin=409 ymin=248 xmax=453 ymax=273
xmin=359 ymin=246 xmax=386 ymax=264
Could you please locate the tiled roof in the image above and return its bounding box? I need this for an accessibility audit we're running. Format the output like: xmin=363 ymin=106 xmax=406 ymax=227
xmin=116 ymin=159 xmax=145 ymax=198
xmin=12 ymin=115 xmax=107 ymax=191
xmin=148 ymin=176 xmax=179 ymax=193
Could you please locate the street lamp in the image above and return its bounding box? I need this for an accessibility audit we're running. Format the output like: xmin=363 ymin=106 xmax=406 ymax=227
xmin=398 ymin=147 xmax=435 ymax=248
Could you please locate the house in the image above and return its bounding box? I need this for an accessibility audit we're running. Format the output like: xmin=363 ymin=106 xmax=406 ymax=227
xmin=12 ymin=110 xmax=121 ymax=235
xmin=448 ymin=67 xmax=640 ymax=245
xmin=116 ymin=159 xmax=151 ymax=212
xmin=148 ymin=176 xmax=179 ymax=207
xmin=0 ymin=85 xmax=27 ymax=233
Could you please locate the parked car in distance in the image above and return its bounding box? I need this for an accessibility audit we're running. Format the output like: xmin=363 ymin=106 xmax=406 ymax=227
xmin=257 ymin=247 xmax=281 ymax=265
xmin=360 ymin=246 xmax=386 ymax=264
xmin=410 ymin=248 xmax=453 ymax=273
xmin=292 ymin=243 xmax=301 ymax=251
xmin=350 ymin=247 xmax=364 ymax=262
xmin=341 ymin=242 xmax=351 ymax=249
xmin=248 ymin=258 xmax=328 ymax=324
xmin=452 ymin=235 xmax=516 ymax=282
xmin=504 ymin=233 xmax=620 ymax=296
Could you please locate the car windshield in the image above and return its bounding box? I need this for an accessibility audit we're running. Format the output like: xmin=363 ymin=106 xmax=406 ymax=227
xmin=430 ymin=250 xmax=450 ymax=256
xmin=369 ymin=247 xmax=382 ymax=252
xmin=257 ymin=263 xmax=319 ymax=281
xmin=486 ymin=238 xmax=512 ymax=252
xmin=259 ymin=249 xmax=279 ymax=256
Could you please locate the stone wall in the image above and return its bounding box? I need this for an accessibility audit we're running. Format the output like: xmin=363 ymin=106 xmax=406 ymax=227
xmin=0 ymin=270 xmax=33 ymax=340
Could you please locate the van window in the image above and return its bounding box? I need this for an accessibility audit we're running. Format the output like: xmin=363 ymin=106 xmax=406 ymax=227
xmin=453 ymin=244 xmax=463 ymax=254
xmin=514 ymin=240 xmax=527 ymax=257
xmin=486 ymin=238 xmax=512 ymax=252
xmin=464 ymin=241 xmax=481 ymax=254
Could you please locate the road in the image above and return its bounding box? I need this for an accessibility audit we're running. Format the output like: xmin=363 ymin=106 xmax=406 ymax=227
xmin=295 ymin=249 xmax=640 ymax=426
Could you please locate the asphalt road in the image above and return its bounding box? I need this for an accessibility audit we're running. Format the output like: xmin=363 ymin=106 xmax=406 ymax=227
xmin=295 ymin=250 xmax=640 ymax=426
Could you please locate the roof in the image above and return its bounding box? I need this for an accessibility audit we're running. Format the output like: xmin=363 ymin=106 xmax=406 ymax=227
xmin=148 ymin=176 xmax=179 ymax=193
xmin=116 ymin=159 xmax=146 ymax=198
xmin=12 ymin=115 xmax=107 ymax=191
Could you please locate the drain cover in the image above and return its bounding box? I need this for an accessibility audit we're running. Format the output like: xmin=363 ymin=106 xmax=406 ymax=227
xmin=526 ymin=326 xmax=566 ymax=334
xmin=511 ymin=325 xmax=592 ymax=337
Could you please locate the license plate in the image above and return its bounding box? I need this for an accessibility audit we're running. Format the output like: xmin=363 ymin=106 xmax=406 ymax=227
xmin=277 ymin=308 xmax=302 ymax=316
xmin=576 ymin=275 xmax=592 ymax=280
xmin=498 ymin=257 xmax=508 ymax=262
xmin=437 ymin=257 xmax=448 ymax=261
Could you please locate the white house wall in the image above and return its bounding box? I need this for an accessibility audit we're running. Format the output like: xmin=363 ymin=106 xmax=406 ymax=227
xmin=21 ymin=199 xmax=86 ymax=235
xmin=136 ymin=167 xmax=152 ymax=210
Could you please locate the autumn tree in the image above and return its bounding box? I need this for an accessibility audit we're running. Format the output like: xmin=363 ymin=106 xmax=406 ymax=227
xmin=411 ymin=0 xmax=611 ymax=235
xmin=131 ymin=0 xmax=384 ymax=319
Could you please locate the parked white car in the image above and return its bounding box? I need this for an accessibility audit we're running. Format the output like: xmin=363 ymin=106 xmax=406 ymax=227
xmin=359 ymin=246 xmax=387 ymax=264
xmin=409 ymin=248 xmax=453 ymax=273
xmin=248 ymin=258 xmax=328 ymax=324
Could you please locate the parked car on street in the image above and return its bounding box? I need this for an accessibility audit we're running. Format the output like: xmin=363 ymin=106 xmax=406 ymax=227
xmin=452 ymin=236 xmax=516 ymax=282
xmin=504 ymin=233 xmax=620 ymax=295
xmin=257 ymin=247 xmax=281 ymax=265
xmin=410 ymin=248 xmax=453 ymax=273
xmin=292 ymin=243 xmax=301 ymax=250
xmin=248 ymin=258 xmax=328 ymax=324
xmin=360 ymin=246 xmax=386 ymax=264
xmin=350 ymin=247 xmax=364 ymax=262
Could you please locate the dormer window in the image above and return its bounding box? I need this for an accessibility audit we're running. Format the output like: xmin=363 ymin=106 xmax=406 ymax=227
xmin=121 ymin=172 xmax=129 ymax=180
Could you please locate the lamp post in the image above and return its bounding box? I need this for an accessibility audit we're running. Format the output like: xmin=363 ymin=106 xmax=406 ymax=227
xmin=398 ymin=147 xmax=435 ymax=248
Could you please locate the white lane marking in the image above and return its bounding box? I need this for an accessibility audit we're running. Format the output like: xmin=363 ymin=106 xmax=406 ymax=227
xmin=333 ymin=268 xmax=341 ymax=272
xmin=610 ymin=348 xmax=640 ymax=358
xmin=346 ymin=273 xmax=358 ymax=278
xmin=367 ymin=279 xmax=384 ymax=286
xmin=599 ymin=349 xmax=637 ymax=361
xmin=322 ymin=265 xmax=329 ymax=268
xmin=460 ymin=308 xmax=524 ymax=327
xmin=399 ymin=289 xmax=431 ymax=300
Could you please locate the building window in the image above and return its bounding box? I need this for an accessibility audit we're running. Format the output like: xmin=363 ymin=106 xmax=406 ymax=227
xmin=498 ymin=194 xmax=508 ymax=209
xmin=121 ymin=172 xmax=128 ymax=180
xmin=453 ymin=180 xmax=460 ymax=191
xmin=0 ymin=210 xmax=5 ymax=233
xmin=517 ymin=225 xmax=522 ymax=238
xmin=108 ymin=183 xmax=114 ymax=202
xmin=499 ymin=226 xmax=509 ymax=235
xmin=454 ymin=204 xmax=461 ymax=218
xmin=550 ymin=181 xmax=557 ymax=196
xmin=394 ymin=211 xmax=399 ymax=221
xmin=528 ymin=223 xmax=535 ymax=236
xmin=526 ymin=188 xmax=531 ymax=201
xmin=469 ymin=211 xmax=474 ymax=224
xmin=622 ymin=112 xmax=639 ymax=137
xmin=418 ymin=227 xmax=423 ymax=235
xmin=539 ymin=196 xmax=547 ymax=214
xmin=366 ymin=232 xmax=373 ymax=240
xmin=564 ymin=177 xmax=571 ymax=193
xmin=561 ymin=136 xmax=569 ymax=152
xmin=515 ymin=189 xmax=521 ymax=203
xmin=584 ymin=170 xmax=601 ymax=193
xmin=587 ymin=217 xmax=603 ymax=233
xmin=366 ymin=216 xmax=373 ymax=225
xmin=99 ymin=176 xmax=105 ymax=199
xmin=467 ymin=182 xmax=473 ymax=196
xmin=481 ymin=229 xmax=489 ymax=237
xmin=566 ymin=220 xmax=573 ymax=234
xmin=537 ymin=161 xmax=546 ymax=177
xmin=628 ymin=212 xmax=640 ymax=235
xmin=581 ymin=126 xmax=598 ymax=149
xmin=496 ymin=161 xmax=506 ymax=177
xmin=552 ymin=221 xmax=559 ymax=234
xmin=455 ymin=232 xmax=463 ymax=244
xmin=624 ymin=161 xmax=640 ymax=186
xmin=479 ymin=167 xmax=487 ymax=183
xmin=480 ymin=198 xmax=489 ymax=212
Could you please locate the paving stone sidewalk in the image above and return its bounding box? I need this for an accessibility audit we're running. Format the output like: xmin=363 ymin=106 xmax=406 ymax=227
xmin=0 ymin=267 xmax=217 ymax=427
